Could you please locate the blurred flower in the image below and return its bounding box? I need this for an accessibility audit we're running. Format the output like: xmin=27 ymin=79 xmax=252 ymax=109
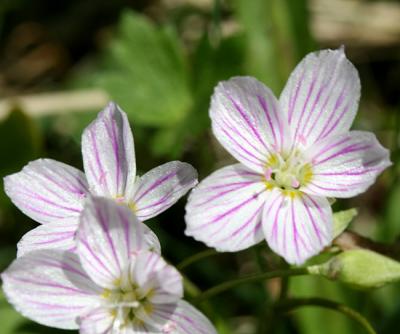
xmin=2 ymin=197 xmax=216 ymax=333
xmin=4 ymin=102 xmax=198 ymax=256
xmin=185 ymin=48 xmax=391 ymax=265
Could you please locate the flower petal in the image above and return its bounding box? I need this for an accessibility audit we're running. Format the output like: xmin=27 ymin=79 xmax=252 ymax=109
xmin=82 ymin=102 xmax=136 ymax=198
xmin=150 ymin=301 xmax=217 ymax=334
xmin=280 ymin=48 xmax=360 ymax=148
xmin=76 ymin=197 xmax=160 ymax=288
xmin=210 ymin=76 xmax=288 ymax=173
xmin=262 ymin=189 xmax=333 ymax=265
xmin=185 ymin=164 xmax=267 ymax=251
xmin=302 ymin=131 xmax=391 ymax=198
xmin=78 ymin=308 xmax=114 ymax=334
xmin=132 ymin=250 xmax=183 ymax=305
xmin=4 ymin=159 xmax=88 ymax=225
xmin=132 ymin=161 xmax=198 ymax=221
xmin=17 ymin=219 xmax=78 ymax=257
xmin=1 ymin=250 xmax=100 ymax=330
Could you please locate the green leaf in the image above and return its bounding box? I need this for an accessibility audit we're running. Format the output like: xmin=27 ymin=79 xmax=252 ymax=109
xmin=381 ymin=180 xmax=400 ymax=242
xmin=0 ymin=289 xmax=30 ymax=334
xmin=232 ymin=0 xmax=316 ymax=95
xmin=97 ymin=10 xmax=192 ymax=127
xmin=290 ymin=276 xmax=357 ymax=334
xmin=0 ymin=109 xmax=41 ymax=207
xmin=333 ymin=208 xmax=358 ymax=239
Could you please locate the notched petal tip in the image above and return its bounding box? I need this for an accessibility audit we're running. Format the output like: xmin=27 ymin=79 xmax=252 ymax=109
xmin=102 ymin=101 xmax=125 ymax=117
xmin=176 ymin=161 xmax=198 ymax=187
xmin=81 ymin=101 xmax=136 ymax=198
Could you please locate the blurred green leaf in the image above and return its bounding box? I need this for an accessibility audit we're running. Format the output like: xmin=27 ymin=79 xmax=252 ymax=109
xmin=232 ymin=0 xmax=315 ymax=94
xmin=0 ymin=289 xmax=31 ymax=334
xmin=382 ymin=180 xmax=400 ymax=242
xmin=150 ymin=33 xmax=245 ymax=158
xmin=96 ymin=10 xmax=192 ymax=127
xmin=0 ymin=109 xmax=41 ymax=175
xmin=0 ymin=109 xmax=41 ymax=206
xmin=290 ymin=276 xmax=357 ymax=334
xmin=283 ymin=0 xmax=316 ymax=60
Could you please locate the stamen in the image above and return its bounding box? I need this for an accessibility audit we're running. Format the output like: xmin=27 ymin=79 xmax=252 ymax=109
xmin=265 ymin=167 xmax=273 ymax=180
xmin=291 ymin=178 xmax=300 ymax=189
xmin=264 ymin=151 xmax=313 ymax=191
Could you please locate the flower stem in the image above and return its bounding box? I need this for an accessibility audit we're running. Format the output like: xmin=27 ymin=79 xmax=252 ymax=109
xmin=275 ymin=297 xmax=376 ymax=334
xmin=194 ymin=267 xmax=310 ymax=303
xmin=177 ymin=249 xmax=220 ymax=271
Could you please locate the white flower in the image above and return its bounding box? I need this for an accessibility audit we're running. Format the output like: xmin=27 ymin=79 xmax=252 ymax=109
xmin=2 ymin=197 xmax=216 ymax=334
xmin=4 ymin=102 xmax=197 ymax=256
xmin=185 ymin=48 xmax=391 ymax=264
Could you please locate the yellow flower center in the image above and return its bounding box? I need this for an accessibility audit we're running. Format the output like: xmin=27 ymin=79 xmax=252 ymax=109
xmin=101 ymin=277 xmax=153 ymax=329
xmin=115 ymin=195 xmax=137 ymax=212
xmin=264 ymin=151 xmax=313 ymax=192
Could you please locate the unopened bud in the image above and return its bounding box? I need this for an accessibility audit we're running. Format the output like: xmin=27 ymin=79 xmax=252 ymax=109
xmin=333 ymin=208 xmax=358 ymax=238
xmin=308 ymin=249 xmax=400 ymax=289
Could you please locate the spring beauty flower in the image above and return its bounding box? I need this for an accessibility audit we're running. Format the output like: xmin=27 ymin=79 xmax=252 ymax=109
xmin=2 ymin=197 xmax=216 ymax=333
xmin=4 ymin=102 xmax=197 ymax=256
xmin=185 ymin=48 xmax=391 ymax=264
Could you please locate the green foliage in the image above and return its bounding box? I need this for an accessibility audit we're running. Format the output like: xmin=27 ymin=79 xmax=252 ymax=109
xmin=0 ymin=2 xmax=398 ymax=334
xmin=382 ymin=179 xmax=400 ymax=242
xmin=96 ymin=11 xmax=192 ymax=127
xmin=291 ymin=276 xmax=357 ymax=334
xmin=232 ymin=0 xmax=314 ymax=94
xmin=333 ymin=208 xmax=358 ymax=238
xmin=0 ymin=109 xmax=41 ymax=206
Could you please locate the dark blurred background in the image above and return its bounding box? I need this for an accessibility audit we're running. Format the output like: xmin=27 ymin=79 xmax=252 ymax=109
xmin=0 ymin=0 xmax=400 ymax=333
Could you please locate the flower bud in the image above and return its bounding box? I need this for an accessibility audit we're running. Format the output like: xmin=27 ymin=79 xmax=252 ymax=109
xmin=308 ymin=249 xmax=400 ymax=289
xmin=333 ymin=208 xmax=358 ymax=238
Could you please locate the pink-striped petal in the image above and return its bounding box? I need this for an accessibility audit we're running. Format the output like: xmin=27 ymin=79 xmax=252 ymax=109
xmin=78 ymin=308 xmax=114 ymax=334
xmin=17 ymin=218 xmax=78 ymax=257
xmin=131 ymin=161 xmax=198 ymax=221
xmin=302 ymin=131 xmax=391 ymax=198
xmin=280 ymin=48 xmax=360 ymax=149
xmin=149 ymin=301 xmax=217 ymax=334
xmin=185 ymin=164 xmax=267 ymax=251
xmin=4 ymin=159 xmax=88 ymax=225
xmin=82 ymin=102 xmax=136 ymax=198
xmin=262 ymin=189 xmax=333 ymax=265
xmin=1 ymin=250 xmax=100 ymax=330
xmin=132 ymin=250 xmax=183 ymax=305
xmin=210 ymin=76 xmax=289 ymax=173
xmin=76 ymin=197 xmax=161 ymax=289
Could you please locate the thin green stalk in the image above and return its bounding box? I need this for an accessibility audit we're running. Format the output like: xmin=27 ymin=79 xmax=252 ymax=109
xmin=183 ymin=275 xmax=231 ymax=333
xmin=194 ymin=267 xmax=309 ymax=303
xmin=252 ymin=248 xmax=270 ymax=334
xmin=275 ymin=298 xmax=376 ymax=334
xmin=278 ymin=260 xmax=290 ymax=301
xmin=211 ymin=0 xmax=222 ymax=45
xmin=177 ymin=249 xmax=220 ymax=271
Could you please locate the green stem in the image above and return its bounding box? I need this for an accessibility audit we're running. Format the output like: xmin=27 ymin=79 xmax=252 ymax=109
xmin=275 ymin=297 xmax=376 ymax=334
xmin=194 ymin=267 xmax=309 ymax=303
xmin=279 ymin=260 xmax=290 ymax=301
xmin=177 ymin=249 xmax=220 ymax=271
xmin=211 ymin=0 xmax=222 ymax=46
